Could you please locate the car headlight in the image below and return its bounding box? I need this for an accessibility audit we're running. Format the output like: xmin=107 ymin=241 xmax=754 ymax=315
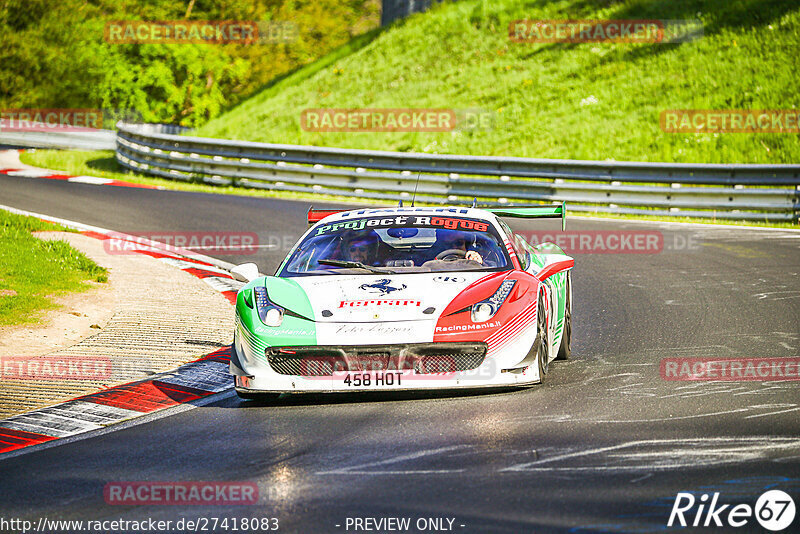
xmin=253 ymin=285 xmax=284 ymax=327
xmin=472 ymin=302 xmax=495 ymax=323
xmin=471 ymin=280 xmax=516 ymax=323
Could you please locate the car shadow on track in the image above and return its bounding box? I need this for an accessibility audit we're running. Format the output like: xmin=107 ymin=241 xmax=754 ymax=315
xmin=215 ymin=386 xmax=531 ymax=409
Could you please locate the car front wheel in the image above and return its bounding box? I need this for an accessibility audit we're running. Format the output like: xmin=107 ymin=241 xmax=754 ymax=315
xmin=556 ymin=272 xmax=572 ymax=360
xmin=536 ymin=295 xmax=549 ymax=382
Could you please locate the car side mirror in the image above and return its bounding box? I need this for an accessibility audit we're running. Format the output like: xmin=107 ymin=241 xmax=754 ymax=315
xmin=231 ymin=262 xmax=260 ymax=283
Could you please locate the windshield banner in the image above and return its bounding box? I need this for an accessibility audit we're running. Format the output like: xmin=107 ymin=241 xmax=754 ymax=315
xmin=315 ymin=216 xmax=490 ymax=236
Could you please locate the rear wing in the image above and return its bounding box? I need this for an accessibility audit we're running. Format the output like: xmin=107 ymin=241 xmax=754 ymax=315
xmin=308 ymin=207 xmax=349 ymax=225
xmin=308 ymin=202 xmax=567 ymax=229
xmin=487 ymin=202 xmax=567 ymax=231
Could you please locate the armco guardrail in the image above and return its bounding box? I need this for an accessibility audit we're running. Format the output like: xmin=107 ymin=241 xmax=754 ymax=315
xmin=116 ymin=123 xmax=800 ymax=222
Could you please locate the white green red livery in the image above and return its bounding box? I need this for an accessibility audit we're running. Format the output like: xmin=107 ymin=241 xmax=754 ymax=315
xmin=230 ymin=204 xmax=574 ymax=398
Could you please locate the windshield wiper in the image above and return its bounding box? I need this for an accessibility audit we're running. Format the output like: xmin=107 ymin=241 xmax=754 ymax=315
xmin=318 ymin=259 xmax=396 ymax=274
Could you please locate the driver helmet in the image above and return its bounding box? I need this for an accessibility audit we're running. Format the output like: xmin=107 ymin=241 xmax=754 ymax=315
xmin=343 ymin=231 xmax=379 ymax=264
xmin=438 ymin=229 xmax=474 ymax=251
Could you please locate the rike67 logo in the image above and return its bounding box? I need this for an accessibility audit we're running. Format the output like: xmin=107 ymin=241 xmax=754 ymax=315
xmin=668 ymin=490 xmax=796 ymax=531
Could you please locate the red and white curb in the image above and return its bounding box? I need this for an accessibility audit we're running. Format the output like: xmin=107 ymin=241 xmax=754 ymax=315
xmin=0 ymin=205 xmax=244 ymax=456
xmin=0 ymin=155 xmax=163 ymax=190
xmin=0 ymin=349 xmax=231 ymax=449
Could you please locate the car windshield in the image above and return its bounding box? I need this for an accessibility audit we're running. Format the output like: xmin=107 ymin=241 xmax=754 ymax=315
xmin=279 ymin=215 xmax=511 ymax=276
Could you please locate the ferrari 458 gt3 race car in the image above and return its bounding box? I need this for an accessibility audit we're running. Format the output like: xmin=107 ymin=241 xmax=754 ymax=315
xmin=229 ymin=204 xmax=574 ymax=398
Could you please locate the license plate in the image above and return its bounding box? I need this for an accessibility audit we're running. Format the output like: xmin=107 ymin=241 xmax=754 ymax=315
xmin=343 ymin=371 xmax=402 ymax=387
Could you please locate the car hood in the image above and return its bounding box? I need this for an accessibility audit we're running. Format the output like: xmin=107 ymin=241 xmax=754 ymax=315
xmin=273 ymin=272 xmax=491 ymax=323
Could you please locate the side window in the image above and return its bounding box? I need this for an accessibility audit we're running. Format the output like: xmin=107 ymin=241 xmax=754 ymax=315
xmin=513 ymin=234 xmax=531 ymax=270
xmin=498 ymin=220 xmax=514 ymax=242
xmin=498 ymin=220 xmax=530 ymax=270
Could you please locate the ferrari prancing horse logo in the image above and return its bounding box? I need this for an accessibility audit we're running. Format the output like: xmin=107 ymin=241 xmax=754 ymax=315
xmin=359 ymin=278 xmax=406 ymax=295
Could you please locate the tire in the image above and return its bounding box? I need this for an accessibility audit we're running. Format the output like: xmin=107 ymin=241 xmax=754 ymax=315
xmin=556 ymin=272 xmax=572 ymax=361
xmin=536 ymin=295 xmax=549 ymax=382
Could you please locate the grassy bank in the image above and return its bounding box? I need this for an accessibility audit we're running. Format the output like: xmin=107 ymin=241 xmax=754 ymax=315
xmin=0 ymin=210 xmax=108 ymax=326
xmin=194 ymin=0 xmax=800 ymax=164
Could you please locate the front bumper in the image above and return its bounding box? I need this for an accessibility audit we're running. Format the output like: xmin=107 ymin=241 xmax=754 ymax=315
xmin=231 ymin=334 xmax=542 ymax=393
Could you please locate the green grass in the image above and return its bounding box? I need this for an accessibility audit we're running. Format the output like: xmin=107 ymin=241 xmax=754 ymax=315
xmin=193 ymin=0 xmax=800 ymax=164
xmin=0 ymin=210 xmax=108 ymax=326
xmin=20 ymin=149 xmax=799 ymax=229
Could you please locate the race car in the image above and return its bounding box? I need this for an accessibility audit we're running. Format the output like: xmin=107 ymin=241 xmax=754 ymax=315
xmin=229 ymin=204 xmax=574 ymax=398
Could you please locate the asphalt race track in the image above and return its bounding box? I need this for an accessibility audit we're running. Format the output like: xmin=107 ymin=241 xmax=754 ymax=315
xmin=1 ymin=174 xmax=799 ymax=533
